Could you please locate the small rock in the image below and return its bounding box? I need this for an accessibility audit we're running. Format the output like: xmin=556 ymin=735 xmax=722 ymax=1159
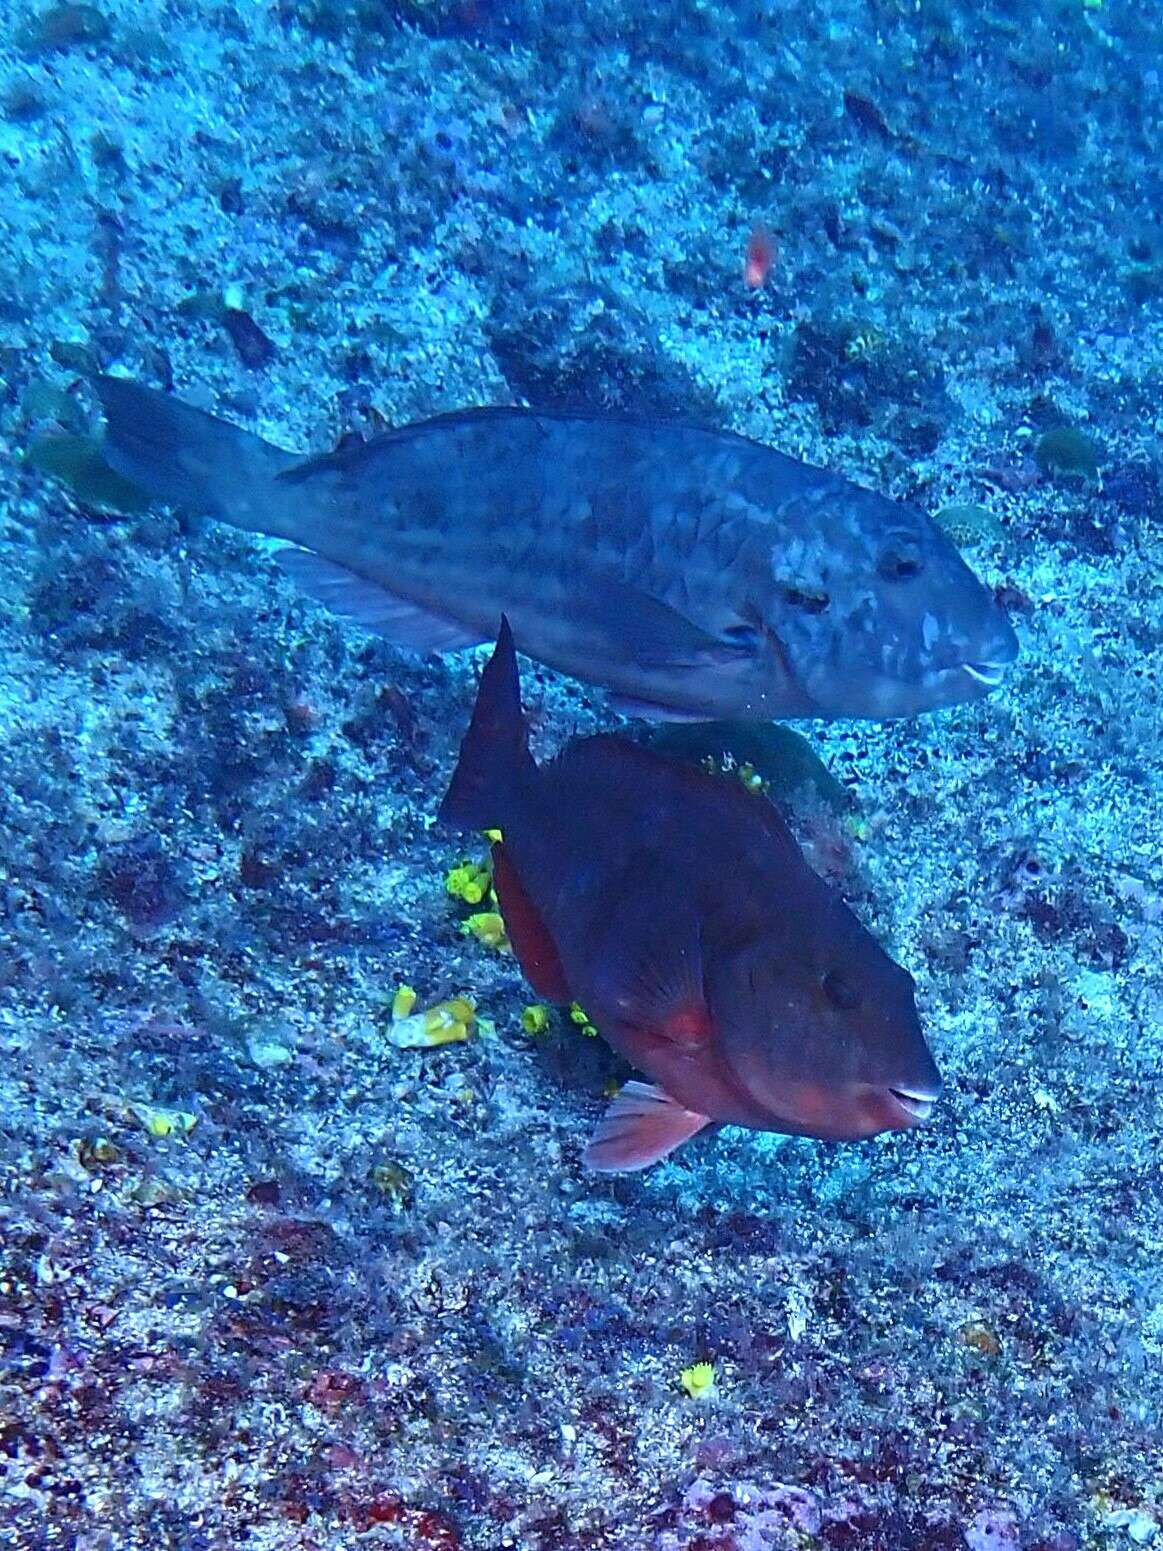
xmin=247 ymin=1027 xmax=295 ymax=1069
xmin=20 ymin=3 xmax=111 ymax=54
xmin=966 ymin=1507 xmax=1020 ymax=1551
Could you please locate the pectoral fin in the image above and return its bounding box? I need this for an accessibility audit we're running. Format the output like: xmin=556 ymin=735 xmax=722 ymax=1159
xmin=583 ymin=1081 xmax=710 ymax=1171
xmin=586 ymin=579 xmax=758 ymax=671
xmin=591 ymin=867 xmax=711 ymax=1047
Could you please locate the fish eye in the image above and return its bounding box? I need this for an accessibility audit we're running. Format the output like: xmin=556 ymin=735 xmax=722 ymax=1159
xmin=821 ymin=969 xmax=861 ymax=1011
xmin=877 ymin=541 xmax=924 ymax=582
xmin=782 ymin=584 xmax=830 ymax=614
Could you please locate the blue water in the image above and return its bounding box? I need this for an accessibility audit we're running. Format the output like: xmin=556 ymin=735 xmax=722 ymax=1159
xmin=2 ymin=2 xmax=1161 ymax=1548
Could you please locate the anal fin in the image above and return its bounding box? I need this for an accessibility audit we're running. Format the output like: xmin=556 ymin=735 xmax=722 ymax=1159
xmin=583 ymin=1080 xmax=710 ymax=1172
xmin=274 ymin=547 xmax=482 ymax=652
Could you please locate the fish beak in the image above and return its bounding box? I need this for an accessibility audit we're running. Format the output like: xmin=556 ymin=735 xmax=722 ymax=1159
xmin=888 ymin=1086 xmax=937 ymax=1123
xmin=962 ymin=661 xmax=1009 ymax=688
xmin=963 ymin=613 xmax=1020 ymax=689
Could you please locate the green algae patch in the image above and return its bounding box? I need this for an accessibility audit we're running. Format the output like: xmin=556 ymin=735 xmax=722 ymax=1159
xmin=445 ymin=856 xmax=492 ymax=905
xmin=26 ymin=432 xmax=151 ymax=514
xmin=386 ymin=994 xmax=476 ymax=1048
xmin=1035 ymin=426 xmax=1102 ymax=482
xmin=461 ymin=910 xmax=509 ymax=952
xmin=521 ymin=1003 xmax=551 ymax=1036
xmin=647 ymin=720 xmax=848 ymax=814
xmin=131 ymin=1103 xmax=198 ymax=1139
xmin=369 ymin=1157 xmax=414 ymax=1210
xmin=935 ymin=502 xmax=1004 ymax=548
xmin=680 ymin=1360 xmax=716 ymax=1399
xmin=20 ymin=380 xmax=87 ymax=432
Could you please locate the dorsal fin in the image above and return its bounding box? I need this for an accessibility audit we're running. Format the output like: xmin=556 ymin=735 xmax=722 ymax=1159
xmin=274 ymin=407 xmax=548 ymax=485
xmin=438 ymin=618 xmax=536 ymax=831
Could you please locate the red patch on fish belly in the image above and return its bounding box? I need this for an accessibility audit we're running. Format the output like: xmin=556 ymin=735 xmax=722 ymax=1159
xmin=660 ymin=1002 xmax=713 ymax=1045
xmin=598 ymin=915 xmax=713 ymax=1051
xmin=491 ymin=843 xmax=571 ymax=1002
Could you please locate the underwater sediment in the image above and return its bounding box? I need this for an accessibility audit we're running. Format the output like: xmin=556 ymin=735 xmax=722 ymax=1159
xmin=1 ymin=1 xmax=1162 ymax=1547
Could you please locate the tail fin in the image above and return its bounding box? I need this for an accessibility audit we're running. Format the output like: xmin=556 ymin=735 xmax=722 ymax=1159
xmin=439 ymin=617 xmax=536 ymax=830
xmin=95 ymin=377 xmax=298 ymax=535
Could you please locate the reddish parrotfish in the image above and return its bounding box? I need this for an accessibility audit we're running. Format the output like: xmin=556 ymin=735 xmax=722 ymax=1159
xmin=440 ymin=620 xmax=942 ymax=1171
xmin=95 ymin=377 xmax=1017 ymax=722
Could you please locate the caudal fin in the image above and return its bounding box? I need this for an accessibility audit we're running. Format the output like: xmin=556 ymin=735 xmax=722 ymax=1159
xmin=95 ymin=377 xmax=298 ymax=535
xmin=439 ymin=617 xmax=535 ymax=830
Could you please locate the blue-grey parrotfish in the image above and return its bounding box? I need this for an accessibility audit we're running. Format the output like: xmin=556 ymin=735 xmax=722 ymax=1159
xmin=440 ymin=619 xmax=942 ymax=1171
xmin=95 ymin=377 xmax=1018 ymax=720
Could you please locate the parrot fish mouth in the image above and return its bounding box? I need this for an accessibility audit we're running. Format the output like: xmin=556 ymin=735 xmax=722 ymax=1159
xmin=911 ymin=658 xmax=1013 ymax=704
xmin=814 ymin=639 xmax=1019 ymax=717
xmin=888 ymin=1086 xmax=938 ymax=1123
xmin=961 ymin=660 xmax=1010 ymax=688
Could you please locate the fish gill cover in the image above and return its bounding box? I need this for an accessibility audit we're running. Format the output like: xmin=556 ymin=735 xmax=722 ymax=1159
xmin=1 ymin=1 xmax=1162 ymax=1549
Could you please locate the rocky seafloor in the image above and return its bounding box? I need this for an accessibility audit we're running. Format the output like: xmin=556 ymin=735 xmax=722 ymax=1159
xmin=1 ymin=1 xmax=1162 ymax=1547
